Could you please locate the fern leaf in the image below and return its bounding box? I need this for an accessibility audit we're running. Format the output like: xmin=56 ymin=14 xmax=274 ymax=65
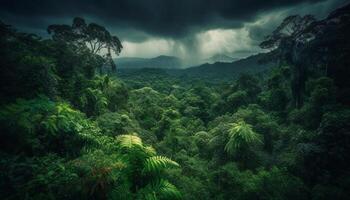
xmin=141 ymin=179 xmax=182 ymax=200
xmin=116 ymin=134 xmax=143 ymax=149
xmin=143 ymin=156 xmax=179 ymax=174
xmin=225 ymin=121 xmax=262 ymax=154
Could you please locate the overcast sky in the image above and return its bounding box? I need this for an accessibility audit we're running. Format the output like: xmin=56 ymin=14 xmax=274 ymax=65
xmin=0 ymin=0 xmax=348 ymax=65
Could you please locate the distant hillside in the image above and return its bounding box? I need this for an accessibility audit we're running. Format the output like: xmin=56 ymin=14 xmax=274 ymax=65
xmin=204 ymin=54 xmax=239 ymax=64
xmin=115 ymin=55 xmax=183 ymax=69
xmin=180 ymin=52 xmax=276 ymax=80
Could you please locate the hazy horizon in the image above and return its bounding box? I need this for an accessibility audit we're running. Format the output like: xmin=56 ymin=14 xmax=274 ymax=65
xmin=1 ymin=0 xmax=348 ymax=66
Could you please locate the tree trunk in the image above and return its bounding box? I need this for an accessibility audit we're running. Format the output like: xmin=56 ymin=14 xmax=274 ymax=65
xmin=291 ymin=42 xmax=307 ymax=108
xmin=107 ymin=47 xmax=117 ymax=73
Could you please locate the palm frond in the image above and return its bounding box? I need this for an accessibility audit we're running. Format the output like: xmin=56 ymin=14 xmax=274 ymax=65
xmin=225 ymin=121 xmax=262 ymax=154
xmin=144 ymin=146 xmax=157 ymax=157
xmin=141 ymin=179 xmax=182 ymax=200
xmin=143 ymin=156 xmax=179 ymax=174
xmin=116 ymin=134 xmax=143 ymax=150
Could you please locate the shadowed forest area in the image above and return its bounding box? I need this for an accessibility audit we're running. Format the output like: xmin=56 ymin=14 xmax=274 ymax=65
xmin=1 ymin=2 xmax=350 ymax=200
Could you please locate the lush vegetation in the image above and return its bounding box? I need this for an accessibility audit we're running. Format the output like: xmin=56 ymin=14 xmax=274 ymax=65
xmin=1 ymin=4 xmax=350 ymax=200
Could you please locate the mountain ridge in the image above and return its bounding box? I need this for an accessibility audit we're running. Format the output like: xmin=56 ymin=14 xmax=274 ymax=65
xmin=115 ymin=55 xmax=183 ymax=69
xmin=178 ymin=52 xmax=276 ymax=80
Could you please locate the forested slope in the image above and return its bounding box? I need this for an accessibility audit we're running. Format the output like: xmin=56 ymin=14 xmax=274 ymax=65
xmin=181 ymin=52 xmax=276 ymax=81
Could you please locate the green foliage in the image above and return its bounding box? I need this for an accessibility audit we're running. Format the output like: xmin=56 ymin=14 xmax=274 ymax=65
xmin=211 ymin=163 xmax=307 ymax=200
xmin=289 ymin=77 xmax=337 ymax=129
xmin=226 ymin=90 xmax=248 ymax=111
xmin=0 ymin=97 xmax=91 ymax=156
xmin=0 ymin=94 xmax=180 ymax=200
xmin=128 ymin=87 xmax=168 ymax=130
xmin=0 ymin=29 xmax=59 ymax=101
xmin=235 ymin=74 xmax=261 ymax=101
xmin=0 ymin=154 xmax=81 ymax=200
xmin=93 ymin=75 xmax=129 ymax=111
xmin=70 ymin=150 xmax=126 ymax=199
xmin=193 ymin=131 xmax=211 ymax=158
xmin=96 ymin=112 xmax=140 ymax=136
xmin=225 ymin=121 xmax=262 ymax=155
xmin=239 ymin=167 xmax=307 ymax=200
xmin=1 ymin=11 xmax=350 ymax=199
xmin=116 ymin=134 xmax=144 ymax=150
xmin=115 ymin=134 xmax=181 ymax=199
xmin=143 ymin=156 xmax=180 ymax=174
xmin=139 ymin=179 xmax=182 ymax=200
xmin=81 ymin=87 xmax=108 ymax=116
xmin=232 ymin=105 xmax=280 ymax=152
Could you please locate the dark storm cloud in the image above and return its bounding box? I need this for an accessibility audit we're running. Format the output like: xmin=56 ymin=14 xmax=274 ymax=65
xmin=245 ymin=0 xmax=349 ymax=42
xmin=0 ymin=0 xmax=328 ymax=40
xmin=0 ymin=0 xmax=347 ymax=61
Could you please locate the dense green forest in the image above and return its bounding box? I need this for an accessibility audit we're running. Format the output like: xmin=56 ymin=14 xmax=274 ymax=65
xmin=1 ymin=3 xmax=350 ymax=200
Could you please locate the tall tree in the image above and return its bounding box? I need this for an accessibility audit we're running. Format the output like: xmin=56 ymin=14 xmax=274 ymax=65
xmin=260 ymin=15 xmax=316 ymax=108
xmin=48 ymin=17 xmax=122 ymax=72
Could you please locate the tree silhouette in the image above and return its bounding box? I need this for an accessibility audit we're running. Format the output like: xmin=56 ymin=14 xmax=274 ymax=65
xmin=260 ymin=15 xmax=316 ymax=108
xmin=48 ymin=17 xmax=122 ymax=72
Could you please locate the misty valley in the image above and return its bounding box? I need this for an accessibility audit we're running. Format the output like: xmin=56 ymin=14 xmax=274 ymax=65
xmin=1 ymin=1 xmax=350 ymax=200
